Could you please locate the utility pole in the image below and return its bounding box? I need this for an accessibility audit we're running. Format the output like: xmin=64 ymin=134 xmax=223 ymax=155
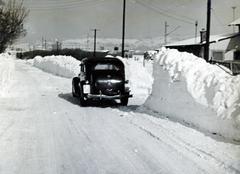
xmin=164 ymin=21 xmax=169 ymax=45
xmin=87 ymin=33 xmax=89 ymax=50
xmin=91 ymin=29 xmax=100 ymax=57
xmin=204 ymin=0 xmax=211 ymax=62
xmin=44 ymin=39 xmax=47 ymax=50
xmin=42 ymin=36 xmax=44 ymax=50
xmin=122 ymin=0 xmax=126 ymax=58
xmin=195 ymin=21 xmax=198 ymax=43
xmin=232 ymin=6 xmax=236 ymax=33
xmin=56 ymin=40 xmax=59 ymax=53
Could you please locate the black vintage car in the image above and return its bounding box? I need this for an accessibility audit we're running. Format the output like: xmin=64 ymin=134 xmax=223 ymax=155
xmin=72 ymin=57 xmax=132 ymax=106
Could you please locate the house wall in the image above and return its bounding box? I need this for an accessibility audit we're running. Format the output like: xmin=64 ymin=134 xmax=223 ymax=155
xmin=210 ymin=36 xmax=240 ymax=61
xmin=225 ymin=51 xmax=234 ymax=61
xmin=210 ymin=49 xmax=233 ymax=61
xmin=167 ymin=35 xmax=240 ymax=61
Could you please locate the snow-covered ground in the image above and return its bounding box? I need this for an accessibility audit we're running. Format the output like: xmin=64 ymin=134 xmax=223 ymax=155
xmin=0 ymin=53 xmax=239 ymax=173
xmin=0 ymin=53 xmax=15 ymax=97
xmin=144 ymin=48 xmax=240 ymax=141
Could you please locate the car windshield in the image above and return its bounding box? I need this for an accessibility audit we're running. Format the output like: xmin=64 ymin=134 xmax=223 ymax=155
xmin=93 ymin=63 xmax=120 ymax=71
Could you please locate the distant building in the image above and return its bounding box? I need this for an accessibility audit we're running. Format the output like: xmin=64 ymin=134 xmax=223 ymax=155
xmin=229 ymin=18 xmax=240 ymax=33
xmin=52 ymin=41 xmax=62 ymax=51
xmin=132 ymin=51 xmax=145 ymax=61
xmin=166 ymin=33 xmax=240 ymax=61
xmin=165 ymin=18 xmax=240 ymax=75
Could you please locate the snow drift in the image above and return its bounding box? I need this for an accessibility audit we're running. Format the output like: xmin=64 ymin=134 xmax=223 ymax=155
xmin=33 ymin=55 xmax=81 ymax=78
xmin=144 ymin=48 xmax=240 ymax=141
xmin=119 ymin=57 xmax=153 ymax=96
xmin=0 ymin=53 xmax=15 ymax=97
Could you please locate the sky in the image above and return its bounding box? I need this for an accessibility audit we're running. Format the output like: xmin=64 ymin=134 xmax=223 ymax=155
xmin=18 ymin=0 xmax=240 ymax=43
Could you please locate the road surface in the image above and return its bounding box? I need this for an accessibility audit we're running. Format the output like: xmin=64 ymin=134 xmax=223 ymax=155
xmin=0 ymin=60 xmax=239 ymax=174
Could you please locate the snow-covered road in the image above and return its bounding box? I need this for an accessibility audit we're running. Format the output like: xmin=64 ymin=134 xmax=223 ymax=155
xmin=0 ymin=60 xmax=239 ymax=174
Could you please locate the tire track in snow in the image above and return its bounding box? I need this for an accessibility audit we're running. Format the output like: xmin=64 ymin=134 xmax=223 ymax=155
xmin=0 ymin=121 xmax=15 ymax=140
xmin=115 ymin=109 xmax=240 ymax=174
xmin=136 ymin=123 xmax=239 ymax=174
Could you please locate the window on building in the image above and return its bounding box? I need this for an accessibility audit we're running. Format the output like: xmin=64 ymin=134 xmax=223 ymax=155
xmin=212 ymin=51 xmax=224 ymax=61
xmin=234 ymin=51 xmax=240 ymax=60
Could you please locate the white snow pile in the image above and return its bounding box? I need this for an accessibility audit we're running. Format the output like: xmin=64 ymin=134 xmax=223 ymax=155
xmin=144 ymin=48 xmax=240 ymax=141
xmin=33 ymin=55 xmax=81 ymax=78
xmin=0 ymin=53 xmax=15 ymax=97
xmin=119 ymin=57 xmax=153 ymax=96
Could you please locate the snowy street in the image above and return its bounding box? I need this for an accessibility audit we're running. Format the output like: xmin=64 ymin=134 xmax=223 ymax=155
xmin=0 ymin=59 xmax=239 ymax=174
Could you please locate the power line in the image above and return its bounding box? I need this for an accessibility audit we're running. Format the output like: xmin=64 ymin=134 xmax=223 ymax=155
xmin=151 ymin=0 xmax=196 ymax=21
xmin=25 ymin=0 xmax=97 ymax=9
xmin=135 ymin=0 xmax=195 ymax=25
xmin=211 ymin=8 xmax=226 ymax=27
xmin=24 ymin=0 xmax=101 ymax=10
xmin=24 ymin=0 xmax=93 ymax=5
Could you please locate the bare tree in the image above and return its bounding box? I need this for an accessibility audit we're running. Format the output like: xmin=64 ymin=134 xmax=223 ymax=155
xmin=0 ymin=0 xmax=29 ymax=52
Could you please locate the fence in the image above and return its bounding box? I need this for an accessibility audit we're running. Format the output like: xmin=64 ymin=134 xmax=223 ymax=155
xmin=211 ymin=60 xmax=240 ymax=75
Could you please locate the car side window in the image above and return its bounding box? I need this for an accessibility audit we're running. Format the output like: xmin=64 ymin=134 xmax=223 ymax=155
xmin=81 ymin=64 xmax=85 ymax=72
xmin=80 ymin=64 xmax=86 ymax=81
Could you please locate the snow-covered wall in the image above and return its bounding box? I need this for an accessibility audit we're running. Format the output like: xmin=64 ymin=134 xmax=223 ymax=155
xmin=144 ymin=48 xmax=240 ymax=141
xmin=0 ymin=53 xmax=15 ymax=97
xmin=33 ymin=56 xmax=81 ymax=78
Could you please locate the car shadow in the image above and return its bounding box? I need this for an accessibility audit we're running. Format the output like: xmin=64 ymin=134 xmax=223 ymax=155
xmin=58 ymin=93 xmax=80 ymax=105
xmin=58 ymin=93 xmax=139 ymax=108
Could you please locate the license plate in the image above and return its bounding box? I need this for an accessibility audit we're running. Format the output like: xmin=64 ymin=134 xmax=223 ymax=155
xmin=83 ymin=85 xmax=90 ymax=94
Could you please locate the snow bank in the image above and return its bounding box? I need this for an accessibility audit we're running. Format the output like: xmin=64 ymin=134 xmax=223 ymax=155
xmin=0 ymin=53 xmax=15 ymax=97
xmin=144 ymin=48 xmax=240 ymax=141
xmin=120 ymin=58 xmax=153 ymax=96
xmin=33 ymin=55 xmax=80 ymax=78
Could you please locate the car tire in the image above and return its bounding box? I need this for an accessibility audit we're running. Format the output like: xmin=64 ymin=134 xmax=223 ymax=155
xmin=120 ymin=97 xmax=128 ymax=106
xmin=72 ymin=77 xmax=80 ymax=97
xmin=72 ymin=85 xmax=77 ymax=97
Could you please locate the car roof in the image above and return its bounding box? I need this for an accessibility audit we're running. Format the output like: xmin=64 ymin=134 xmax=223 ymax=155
xmin=82 ymin=57 xmax=124 ymax=66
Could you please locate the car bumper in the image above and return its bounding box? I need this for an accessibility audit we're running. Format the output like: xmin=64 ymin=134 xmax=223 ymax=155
xmin=86 ymin=93 xmax=133 ymax=100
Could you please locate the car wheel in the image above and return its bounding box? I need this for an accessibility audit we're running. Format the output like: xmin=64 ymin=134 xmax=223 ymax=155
xmin=72 ymin=77 xmax=80 ymax=97
xmin=120 ymin=97 xmax=128 ymax=106
xmin=72 ymin=85 xmax=77 ymax=97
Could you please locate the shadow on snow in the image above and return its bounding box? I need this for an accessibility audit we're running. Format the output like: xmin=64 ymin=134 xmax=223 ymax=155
xmin=58 ymin=93 xmax=139 ymax=108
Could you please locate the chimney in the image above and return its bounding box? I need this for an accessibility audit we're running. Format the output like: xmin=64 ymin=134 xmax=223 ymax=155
xmin=200 ymin=28 xmax=207 ymax=43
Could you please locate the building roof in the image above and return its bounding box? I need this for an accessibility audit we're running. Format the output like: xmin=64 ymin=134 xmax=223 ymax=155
xmin=166 ymin=33 xmax=240 ymax=47
xmin=229 ymin=18 xmax=240 ymax=26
